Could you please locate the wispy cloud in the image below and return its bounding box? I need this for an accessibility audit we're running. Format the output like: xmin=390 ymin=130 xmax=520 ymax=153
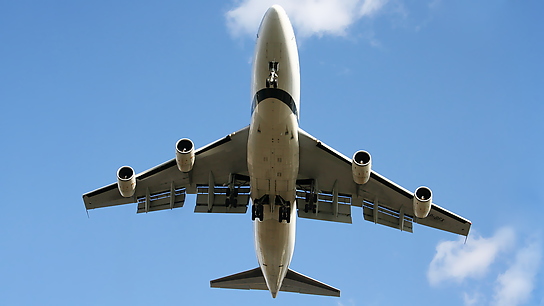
xmin=428 ymin=227 xmax=543 ymax=306
xmin=427 ymin=227 xmax=515 ymax=286
xmin=463 ymin=291 xmax=483 ymax=306
xmin=225 ymin=0 xmax=390 ymax=38
xmin=493 ymin=240 xmax=542 ymax=306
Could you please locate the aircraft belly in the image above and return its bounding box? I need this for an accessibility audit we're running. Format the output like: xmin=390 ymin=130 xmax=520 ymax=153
xmin=248 ymin=99 xmax=299 ymax=201
xmin=248 ymin=97 xmax=299 ymax=295
xmin=254 ymin=206 xmax=297 ymax=294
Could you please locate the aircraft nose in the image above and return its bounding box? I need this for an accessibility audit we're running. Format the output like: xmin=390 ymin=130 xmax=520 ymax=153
xmin=265 ymin=5 xmax=283 ymax=20
xmin=258 ymin=5 xmax=293 ymax=42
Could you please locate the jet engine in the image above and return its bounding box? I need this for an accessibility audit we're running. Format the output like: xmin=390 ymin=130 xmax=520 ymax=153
xmin=117 ymin=166 xmax=136 ymax=198
xmin=352 ymin=150 xmax=372 ymax=185
xmin=413 ymin=186 xmax=432 ymax=218
xmin=176 ymin=138 xmax=195 ymax=172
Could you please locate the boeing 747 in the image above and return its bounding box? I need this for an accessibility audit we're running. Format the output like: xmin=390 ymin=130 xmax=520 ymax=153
xmin=83 ymin=5 xmax=471 ymax=298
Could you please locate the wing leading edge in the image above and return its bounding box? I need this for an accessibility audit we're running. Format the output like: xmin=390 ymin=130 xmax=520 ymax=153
xmin=297 ymin=128 xmax=471 ymax=236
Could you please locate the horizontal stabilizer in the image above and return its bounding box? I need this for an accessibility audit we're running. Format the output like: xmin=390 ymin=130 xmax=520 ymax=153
xmin=210 ymin=267 xmax=340 ymax=297
xmin=210 ymin=267 xmax=268 ymax=291
xmin=282 ymin=269 xmax=340 ymax=297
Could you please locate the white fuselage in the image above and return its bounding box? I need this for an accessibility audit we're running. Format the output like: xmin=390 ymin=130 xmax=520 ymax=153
xmin=247 ymin=6 xmax=300 ymax=298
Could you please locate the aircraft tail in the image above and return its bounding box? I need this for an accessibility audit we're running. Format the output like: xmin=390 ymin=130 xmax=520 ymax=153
xmin=210 ymin=267 xmax=340 ymax=297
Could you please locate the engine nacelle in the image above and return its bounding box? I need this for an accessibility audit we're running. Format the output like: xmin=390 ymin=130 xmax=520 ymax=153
xmin=117 ymin=166 xmax=136 ymax=198
xmin=176 ymin=138 xmax=195 ymax=172
xmin=413 ymin=186 xmax=432 ymax=218
xmin=352 ymin=150 xmax=372 ymax=185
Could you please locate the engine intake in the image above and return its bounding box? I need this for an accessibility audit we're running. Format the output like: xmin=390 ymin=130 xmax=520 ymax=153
xmin=352 ymin=150 xmax=372 ymax=185
xmin=176 ymin=138 xmax=195 ymax=172
xmin=413 ymin=186 xmax=432 ymax=218
xmin=117 ymin=166 xmax=136 ymax=198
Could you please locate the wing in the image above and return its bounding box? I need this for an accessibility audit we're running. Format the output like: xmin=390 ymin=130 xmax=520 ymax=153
xmin=83 ymin=126 xmax=251 ymax=214
xmin=297 ymin=128 xmax=471 ymax=236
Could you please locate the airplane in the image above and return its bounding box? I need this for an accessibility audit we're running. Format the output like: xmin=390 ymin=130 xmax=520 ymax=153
xmin=82 ymin=5 xmax=472 ymax=298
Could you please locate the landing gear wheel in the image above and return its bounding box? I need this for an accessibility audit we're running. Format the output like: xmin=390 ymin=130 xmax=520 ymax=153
xmin=251 ymin=204 xmax=256 ymax=221
xmin=252 ymin=204 xmax=264 ymax=221
xmin=257 ymin=205 xmax=264 ymax=221
xmin=257 ymin=204 xmax=264 ymax=221
xmin=278 ymin=205 xmax=291 ymax=223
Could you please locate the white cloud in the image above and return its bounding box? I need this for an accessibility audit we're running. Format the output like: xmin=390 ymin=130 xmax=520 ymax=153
xmin=360 ymin=0 xmax=388 ymax=16
xmin=427 ymin=227 xmax=515 ymax=286
xmin=493 ymin=241 xmax=542 ymax=306
xmin=428 ymin=227 xmax=543 ymax=305
xmin=463 ymin=291 xmax=483 ymax=306
xmin=225 ymin=0 xmax=390 ymax=38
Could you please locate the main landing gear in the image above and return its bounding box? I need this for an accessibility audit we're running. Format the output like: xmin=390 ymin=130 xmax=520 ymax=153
xmin=225 ymin=187 xmax=238 ymax=208
xmin=251 ymin=194 xmax=291 ymax=223
xmin=275 ymin=195 xmax=291 ymax=223
xmin=304 ymin=192 xmax=317 ymax=214
xmin=252 ymin=195 xmax=268 ymax=221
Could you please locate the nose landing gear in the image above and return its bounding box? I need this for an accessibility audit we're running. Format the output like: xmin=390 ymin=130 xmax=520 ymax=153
xmin=266 ymin=61 xmax=279 ymax=89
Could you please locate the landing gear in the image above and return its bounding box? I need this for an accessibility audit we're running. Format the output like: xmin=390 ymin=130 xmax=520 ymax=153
xmin=251 ymin=194 xmax=291 ymax=223
xmin=266 ymin=61 xmax=279 ymax=88
xmin=225 ymin=197 xmax=238 ymax=208
xmin=303 ymin=191 xmax=318 ymax=213
xmin=275 ymin=195 xmax=291 ymax=223
xmin=252 ymin=204 xmax=264 ymax=221
xmin=251 ymin=195 xmax=268 ymax=221
xmin=298 ymin=179 xmax=318 ymax=214
xmin=279 ymin=205 xmax=291 ymax=223
xmin=304 ymin=193 xmax=317 ymax=213
xmin=225 ymin=188 xmax=238 ymax=208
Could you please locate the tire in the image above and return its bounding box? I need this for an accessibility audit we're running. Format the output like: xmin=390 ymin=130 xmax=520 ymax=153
xmin=286 ymin=208 xmax=291 ymax=223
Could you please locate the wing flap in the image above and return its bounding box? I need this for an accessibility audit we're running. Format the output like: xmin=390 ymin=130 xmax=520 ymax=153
xmin=295 ymin=190 xmax=352 ymax=224
xmin=194 ymin=177 xmax=251 ymax=213
xmin=362 ymin=200 xmax=413 ymax=233
xmin=135 ymin=185 xmax=186 ymax=213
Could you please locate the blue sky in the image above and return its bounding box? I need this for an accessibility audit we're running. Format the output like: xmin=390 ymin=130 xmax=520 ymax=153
xmin=1 ymin=1 xmax=543 ymax=305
